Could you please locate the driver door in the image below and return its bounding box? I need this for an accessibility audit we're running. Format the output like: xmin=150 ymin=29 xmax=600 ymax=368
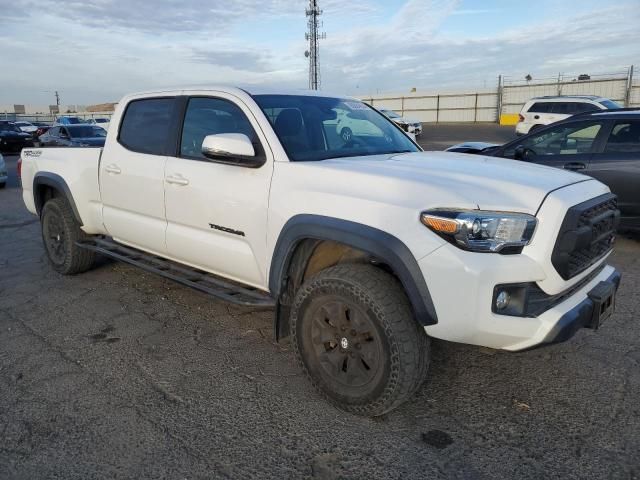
xmin=502 ymin=120 xmax=605 ymax=172
xmin=164 ymin=94 xmax=274 ymax=289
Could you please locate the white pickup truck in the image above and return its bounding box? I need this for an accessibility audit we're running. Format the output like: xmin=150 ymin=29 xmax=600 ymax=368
xmin=20 ymin=87 xmax=621 ymax=416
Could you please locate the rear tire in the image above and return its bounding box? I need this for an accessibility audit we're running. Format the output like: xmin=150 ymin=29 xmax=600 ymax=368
xmin=0 ymin=182 xmax=5 ymax=189
xmin=291 ymin=264 xmax=430 ymax=416
xmin=528 ymin=124 xmax=543 ymax=133
xmin=41 ymin=197 xmax=95 ymax=275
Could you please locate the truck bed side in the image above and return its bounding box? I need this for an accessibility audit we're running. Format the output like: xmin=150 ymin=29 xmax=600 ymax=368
xmin=21 ymin=147 xmax=106 ymax=234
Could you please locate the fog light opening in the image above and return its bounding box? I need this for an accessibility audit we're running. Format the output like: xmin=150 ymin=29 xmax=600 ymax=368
xmin=496 ymin=290 xmax=511 ymax=310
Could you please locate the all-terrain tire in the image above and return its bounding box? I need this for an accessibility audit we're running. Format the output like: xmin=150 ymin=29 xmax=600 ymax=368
xmin=291 ymin=263 xmax=430 ymax=416
xmin=41 ymin=197 xmax=95 ymax=275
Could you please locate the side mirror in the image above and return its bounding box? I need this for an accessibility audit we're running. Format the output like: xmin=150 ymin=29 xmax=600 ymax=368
xmin=514 ymin=145 xmax=529 ymax=160
xmin=201 ymin=133 xmax=263 ymax=168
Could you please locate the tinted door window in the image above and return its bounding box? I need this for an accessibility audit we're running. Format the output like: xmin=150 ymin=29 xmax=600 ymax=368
xmin=118 ymin=98 xmax=175 ymax=155
xmin=180 ymin=97 xmax=258 ymax=159
xmin=504 ymin=121 xmax=602 ymax=157
xmin=573 ymin=102 xmax=600 ymax=113
xmin=604 ymin=121 xmax=640 ymax=153
xmin=527 ymin=102 xmax=554 ymax=113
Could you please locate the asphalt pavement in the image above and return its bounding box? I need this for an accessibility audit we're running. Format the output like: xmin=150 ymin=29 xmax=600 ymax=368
xmin=1 ymin=126 xmax=639 ymax=479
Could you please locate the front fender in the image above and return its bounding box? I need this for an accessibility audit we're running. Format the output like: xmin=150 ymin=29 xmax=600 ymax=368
xmin=269 ymin=214 xmax=438 ymax=327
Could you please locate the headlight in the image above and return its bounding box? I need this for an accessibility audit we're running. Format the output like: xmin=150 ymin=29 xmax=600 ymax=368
xmin=421 ymin=209 xmax=537 ymax=253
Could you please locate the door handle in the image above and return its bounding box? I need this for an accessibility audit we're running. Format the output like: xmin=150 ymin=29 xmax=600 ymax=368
xmin=105 ymin=164 xmax=121 ymax=174
xmin=563 ymin=162 xmax=586 ymax=171
xmin=166 ymin=174 xmax=189 ymax=186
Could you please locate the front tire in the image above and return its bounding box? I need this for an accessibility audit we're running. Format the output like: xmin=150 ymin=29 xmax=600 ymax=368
xmin=0 ymin=182 xmax=5 ymax=189
xmin=291 ymin=264 xmax=429 ymax=416
xmin=41 ymin=197 xmax=95 ymax=275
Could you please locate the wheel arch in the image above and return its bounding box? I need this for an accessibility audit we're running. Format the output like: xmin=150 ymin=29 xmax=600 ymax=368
xmin=33 ymin=172 xmax=83 ymax=226
xmin=269 ymin=215 xmax=438 ymax=339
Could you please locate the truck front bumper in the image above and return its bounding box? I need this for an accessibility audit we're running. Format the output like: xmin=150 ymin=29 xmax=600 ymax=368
xmin=420 ymin=242 xmax=621 ymax=351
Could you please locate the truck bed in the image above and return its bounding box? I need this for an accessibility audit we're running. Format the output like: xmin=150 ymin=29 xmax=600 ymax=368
xmin=21 ymin=147 xmax=106 ymax=233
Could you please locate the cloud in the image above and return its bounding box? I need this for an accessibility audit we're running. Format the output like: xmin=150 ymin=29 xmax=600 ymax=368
xmin=191 ymin=48 xmax=273 ymax=72
xmin=1 ymin=0 xmax=638 ymax=104
xmin=318 ymin=3 xmax=640 ymax=94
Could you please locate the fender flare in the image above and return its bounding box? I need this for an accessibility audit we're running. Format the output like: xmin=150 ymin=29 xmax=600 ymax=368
xmin=33 ymin=172 xmax=83 ymax=225
xmin=269 ymin=214 xmax=438 ymax=328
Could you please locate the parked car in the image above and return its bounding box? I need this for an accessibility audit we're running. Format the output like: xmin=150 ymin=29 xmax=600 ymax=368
xmin=16 ymin=155 xmax=22 ymax=187
xmin=379 ymin=108 xmax=423 ymax=136
xmin=14 ymin=121 xmax=38 ymax=134
xmin=0 ymin=121 xmax=35 ymax=152
xmin=20 ymin=86 xmax=621 ymax=416
xmin=0 ymin=153 xmax=7 ymax=188
xmin=447 ymin=109 xmax=640 ymax=230
xmin=39 ymin=125 xmax=107 ymax=147
xmin=334 ymin=107 xmax=385 ymax=141
xmin=515 ymin=95 xmax=621 ymax=135
xmin=31 ymin=122 xmax=51 ymax=140
xmin=87 ymin=118 xmax=111 ymax=130
xmin=53 ymin=116 xmax=87 ymax=126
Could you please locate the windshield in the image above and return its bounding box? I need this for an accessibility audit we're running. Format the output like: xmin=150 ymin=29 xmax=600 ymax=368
xmin=0 ymin=122 xmax=22 ymax=133
xmin=67 ymin=125 xmax=107 ymax=138
xmin=253 ymin=95 xmax=420 ymax=162
xmin=599 ymin=99 xmax=621 ymax=109
xmin=382 ymin=110 xmax=401 ymax=119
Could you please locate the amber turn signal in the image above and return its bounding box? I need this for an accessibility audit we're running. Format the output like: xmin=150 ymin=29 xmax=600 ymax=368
xmin=420 ymin=214 xmax=459 ymax=234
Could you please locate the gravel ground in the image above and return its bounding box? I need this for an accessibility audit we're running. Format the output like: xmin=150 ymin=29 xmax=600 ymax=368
xmin=1 ymin=127 xmax=639 ymax=479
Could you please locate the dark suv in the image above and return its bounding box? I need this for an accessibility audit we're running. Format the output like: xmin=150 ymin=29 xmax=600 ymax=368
xmin=447 ymin=109 xmax=640 ymax=230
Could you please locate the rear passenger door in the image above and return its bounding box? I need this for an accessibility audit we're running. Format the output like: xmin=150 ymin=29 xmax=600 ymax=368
xmin=100 ymin=96 xmax=177 ymax=255
xmin=587 ymin=120 xmax=640 ymax=222
xmin=163 ymin=94 xmax=274 ymax=289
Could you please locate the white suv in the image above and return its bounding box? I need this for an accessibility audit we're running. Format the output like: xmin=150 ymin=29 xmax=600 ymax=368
xmin=516 ymin=96 xmax=620 ymax=135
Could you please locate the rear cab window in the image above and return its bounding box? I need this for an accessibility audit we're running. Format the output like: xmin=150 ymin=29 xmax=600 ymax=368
xmin=118 ymin=97 xmax=176 ymax=155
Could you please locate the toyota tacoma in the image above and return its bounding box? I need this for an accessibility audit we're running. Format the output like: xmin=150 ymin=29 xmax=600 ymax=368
xmin=20 ymin=87 xmax=621 ymax=415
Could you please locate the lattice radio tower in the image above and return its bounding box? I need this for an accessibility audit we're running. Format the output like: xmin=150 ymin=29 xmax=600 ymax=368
xmin=305 ymin=0 xmax=326 ymax=90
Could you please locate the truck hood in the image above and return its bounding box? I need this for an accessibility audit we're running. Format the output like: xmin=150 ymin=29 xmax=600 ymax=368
xmin=304 ymin=151 xmax=592 ymax=214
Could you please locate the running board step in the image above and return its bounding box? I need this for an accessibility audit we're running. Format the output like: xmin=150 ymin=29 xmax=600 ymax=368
xmin=77 ymin=237 xmax=275 ymax=307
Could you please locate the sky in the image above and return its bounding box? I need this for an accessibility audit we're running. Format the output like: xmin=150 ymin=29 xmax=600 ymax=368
xmin=1 ymin=0 xmax=639 ymax=105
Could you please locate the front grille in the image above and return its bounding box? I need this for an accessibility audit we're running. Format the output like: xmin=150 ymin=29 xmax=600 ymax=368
xmin=551 ymin=194 xmax=619 ymax=280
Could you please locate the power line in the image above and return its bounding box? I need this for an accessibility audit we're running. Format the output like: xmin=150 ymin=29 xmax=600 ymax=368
xmin=305 ymin=0 xmax=326 ymax=90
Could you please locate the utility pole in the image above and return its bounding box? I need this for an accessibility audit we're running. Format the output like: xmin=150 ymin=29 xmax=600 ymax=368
xmin=55 ymin=91 xmax=60 ymax=107
xmin=305 ymin=0 xmax=326 ymax=90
